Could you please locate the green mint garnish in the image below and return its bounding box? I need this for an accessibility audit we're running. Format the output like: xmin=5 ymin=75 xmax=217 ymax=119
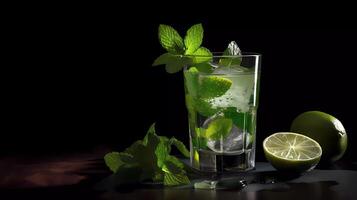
xmin=191 ymin=47 xmax=213 ymax=64
xmin=153 ymin=24 xmax=212 ymax=73
xmin=192 ymin=127 xmax=208 ymax=149
xmin=104 ymin=123 xmax=190 ymax=186
xmin=165 ymin=56 xmax=192 ymax=74
xmin=194 ymin=98 xmax=219 ymax=117
xmin=204 ymin=118 xmax=233 ymax=140
xmin=184 ymin=67 xmax=199 ymax=97
xmin=184 ymin=24 xmax=203 ymax=54
xmin=223 ymin=107 xmax=246 ymax=128
xmin=153 ymin=53 xmax=193 ymax=74
xmin=219 ymin=41 xmax=243 ymax=67
xmin=194 ymin=62 xmax=213 ymax=73
xmin=158 ymin=24 xmax=185 ymax=54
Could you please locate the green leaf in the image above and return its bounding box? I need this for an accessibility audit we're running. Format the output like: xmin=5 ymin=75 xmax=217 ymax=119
xmin=223 ymin=107 xmax=245 ymax=128
xmin=143 ymin=123 xmax=159 ymax=146
xmin=124 ymin=128 xmax=160 ymax=180
xmin=205 ymin=118 xmax=233 ymax=140
xmin=165 ymin=56 xmax=192 ymax=74
xmin=155 ymin=138 xmax=190 ymax=186
xmin=192 ymin=128 xmax=208 ymax=149
xmin=194 ymin=98 xmax=219 ymax=117
xmin=184 ymin=23 xmax=203 ymax=54
xmin=165 ymin=61 xmax=184 ymax=74
xmin=199 ymin=76 xmax=232 ymax=98
xmin=104 ymin=152 xmax=134 ymax=173
xmin=155 ymin=136 xmax=189 ymax=167
xmin=184 ymin=67 xmax=199 ymax=97
xmin=170 ymin=137 xmax=190 ymax=158
xmin=191 ymin=47 xmax=212 ymax=64
xmin=219 ymin=41 xmax=242 ymax=67
xmin=194 ymin=62 xmax=213 ymax=73
xmin=162 ymin=156 xmax=185 ymax=174
xmin=185 ymin=95 xmax=195 ymax=113
xmin=152 ymin=53 xmax=175 ymax=66
xmin=185 ymin=95 xmax=197 ymax=129
xmin=159 ymin=24 xmax=185 ymax=54
xmin=155 ymin=139 xmax=171 ymax=168
xmin=153 ymin=53 xmax=193 ymax=73
xmin=164 ymin=172 xmax=190 ymax=186
xmin=103 ymin=123 xmax=191 ymax=186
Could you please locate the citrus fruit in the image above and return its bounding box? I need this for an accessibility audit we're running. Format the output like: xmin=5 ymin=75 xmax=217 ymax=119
xmin=290 ymin=111 xmax=348 ymax=163
xmin=199 ymin=76 xmax=232 ymax=98
xmin=263 ymin=132 xmax=322 ymax=172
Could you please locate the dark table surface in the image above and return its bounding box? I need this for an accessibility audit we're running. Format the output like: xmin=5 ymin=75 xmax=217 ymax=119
xmin=1 ymin=150 xmax=356 ymax=200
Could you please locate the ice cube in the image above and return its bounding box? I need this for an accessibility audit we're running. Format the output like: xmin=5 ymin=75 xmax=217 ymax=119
xmin=203 ymin=115 xmax=246 ymax=152
xmin=207 ymin=124 xmax=244 ymax=152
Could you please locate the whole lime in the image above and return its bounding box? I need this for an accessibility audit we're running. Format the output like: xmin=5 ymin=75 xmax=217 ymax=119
xmin=290 ymin=111 xmax=348 ymax=163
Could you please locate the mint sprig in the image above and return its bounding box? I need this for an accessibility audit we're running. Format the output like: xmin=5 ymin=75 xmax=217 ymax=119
xmin=153 ymin=23 xmax=212 ymax=73
xmin=219 ymin=41 xmax=244 ymax=67
xmin=184 ymin=24 xmax=203 ymax=54
xmin=104 ymin=123 xmax=190 ymax=186
xmin=158 ymin=25 xmax=185 ymax=54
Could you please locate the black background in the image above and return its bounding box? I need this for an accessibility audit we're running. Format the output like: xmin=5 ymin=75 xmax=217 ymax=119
xmin=3 ymin=13 xmax=356 ymax=163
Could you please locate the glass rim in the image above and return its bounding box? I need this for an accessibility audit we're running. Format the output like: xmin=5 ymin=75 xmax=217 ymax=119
xmin=184 ymin=52 xmax=261 ymax=58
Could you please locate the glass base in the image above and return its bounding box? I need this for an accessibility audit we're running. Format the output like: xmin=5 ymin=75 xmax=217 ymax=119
xmin=192 ymin=148 xmax=255 ymax=173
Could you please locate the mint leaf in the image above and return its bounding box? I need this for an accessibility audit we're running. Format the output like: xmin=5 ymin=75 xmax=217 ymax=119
xmin=162 ymin=156 xmax=185 ymax=174
xmin=104 ymin=152 xmax=134 ymax=173
xmin=184 ymin=24 xmax=203 ymax=54
xmin=223 ymin=107 xmax=246 ymax=128
xmin=165 ymin=56 xmax=192 ymax=74
xmin=170 ymin=137 xmax=190 ymax=158
xmin=194 ymin=62 xmax=213 ymax=73
xmin=152 ymin=53 xmax=192 ymax=73
xmin=159 ymin=24 xmax=185 ymax=54
xmin=152 ymin=53 xmax=175 ymax=66
xmin=205 ymin=118 xmax=233 ymax=140
xmin=154 ymin=24 xmax=214 ymax=74
xmin=155 ymin=138 xmax=171 ymax=168
xmin=124 ymin=141 xmax=158 ymax=181
xmin=192 ymin=128 xmax=208 ymax=149
xmin=143 ymin=123 xmax=160 ymax=146
xmin=184 ymin=67 xmax=199 ymax=97
xmin=154 ymin=135 xmax=190 ymax=186
xmin=194 ymin=98 xmax=219 ymax=117
xmin=122 ymin=124 xmax=162 ymax=180
xmin=191 ymin=47 xmax=213 ymax=64
xmin=164 ymin=172 xmax=190 ymax=186
xmin=219 ymin=41 xmax=242 ymax=67
xmin=103 ymin=123 xmax=191 ymax=186
xmin=185 ymin=94 xmax=197 ymax=130
xmin=185 ymin=95 xmax=195 ymax=113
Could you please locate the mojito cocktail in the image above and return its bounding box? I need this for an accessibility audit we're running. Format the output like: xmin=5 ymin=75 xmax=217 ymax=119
xmin=184 ymin=53 xmax=261 ymax=172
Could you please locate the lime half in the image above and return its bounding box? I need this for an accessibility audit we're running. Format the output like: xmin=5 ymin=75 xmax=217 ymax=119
xmin=263 ymin=132 xmax=322 ymax=173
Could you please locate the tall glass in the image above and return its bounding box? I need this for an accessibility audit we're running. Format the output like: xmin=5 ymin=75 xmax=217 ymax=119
xmin=184 ymin=53 xmax=261 ymax=172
